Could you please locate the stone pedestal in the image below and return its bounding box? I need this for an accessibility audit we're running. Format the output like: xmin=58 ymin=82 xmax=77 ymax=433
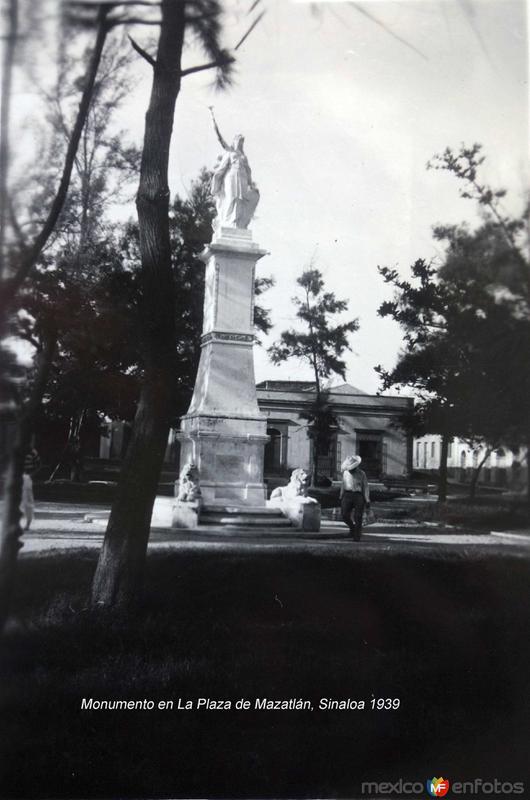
xmin=172 ymin=499 xmax=201 ymax=529
xmin=177 ymin=227 xmax=269 ymax=506
xmin=267 ymin=497 xmax=321 ymax=532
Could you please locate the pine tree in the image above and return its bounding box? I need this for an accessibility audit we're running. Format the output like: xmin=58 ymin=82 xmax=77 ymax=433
xmin=268 ymin=268 xmax=359 ymax=484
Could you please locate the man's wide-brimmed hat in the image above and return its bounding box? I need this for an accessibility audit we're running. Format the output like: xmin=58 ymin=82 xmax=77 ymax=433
xmin=341 ymin=455 xmax=361 ymax=471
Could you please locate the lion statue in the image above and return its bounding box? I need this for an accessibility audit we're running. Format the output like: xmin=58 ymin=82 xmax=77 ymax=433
xmin=176 ymin=462 xmax=201 ymax=502
xmin=270 ymin=468 xmax=311 ymax=502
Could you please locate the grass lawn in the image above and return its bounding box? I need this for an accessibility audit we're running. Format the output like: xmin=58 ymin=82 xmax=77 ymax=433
xmin=1 ymin=543 xmax=530 ymax=798
xmin=441 ymin=496 xmax=530 ymax=531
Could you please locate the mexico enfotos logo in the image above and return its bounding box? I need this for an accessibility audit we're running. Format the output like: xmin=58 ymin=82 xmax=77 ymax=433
xmin=427 ymin=777 xmax=450 ymax=797
xmin=361 ymin=777 xmax=525 ymax=796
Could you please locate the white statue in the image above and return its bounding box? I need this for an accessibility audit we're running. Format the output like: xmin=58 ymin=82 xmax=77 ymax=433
xmin=177 ymin=462 xmax=201 ymax=502
xmin=268 ymin=467 xmax=320 ymax=531
xmin=209 ymin=107 xmax=259 ymax=230
xmin=270 ymin=468 xmax=316 ymax=503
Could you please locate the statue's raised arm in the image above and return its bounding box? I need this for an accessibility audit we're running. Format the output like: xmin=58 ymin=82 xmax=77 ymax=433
xmin=208 ymin=110 xmax=260 ymax=231
xmin=208 ymin=107 xmax=230 ymax=152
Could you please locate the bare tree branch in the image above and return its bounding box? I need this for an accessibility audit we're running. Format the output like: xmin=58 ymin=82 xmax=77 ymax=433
xmin=185 ymin=11 xmax=222 ymax=24
xmin=7 ymin=198 xmax=27 ymax=251
xmin=348 ymin=2 xmax=428 ymax=61
xmin=180 ymin=55 xmax=234 ymax=78
xmin=234 ymin=9 xmax=266 ymax=51
xmin=457 ymin=0 xmax=493 ymax=66
xmin=128 ymin=34 xmax=156 ymax=66
xmin=70 ymin=0 xmax=160 ymax=6
xmin=112 ymin=16 xmax=162 ymax=26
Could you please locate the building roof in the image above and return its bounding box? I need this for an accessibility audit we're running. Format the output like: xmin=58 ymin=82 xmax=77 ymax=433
xmin=256 ymin=380 xmax=316 ymax=392
xmin=327 ymin=382 xmax=367 ymax=395
xmin=256 ymin=380 xmax=412 ymax=411
xmin=256 ymin=380 xmax=367 ymax=395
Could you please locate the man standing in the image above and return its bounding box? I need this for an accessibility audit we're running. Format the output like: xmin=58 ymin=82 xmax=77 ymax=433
xmin=21 ymin=446 xmax=41 ymax=530
xmin=340 ymin=455 xmax=370 ymax=541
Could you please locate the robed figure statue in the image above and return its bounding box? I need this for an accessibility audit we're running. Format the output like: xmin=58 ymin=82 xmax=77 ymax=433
xmin=209 ymin=108 xmax=260 ymax=230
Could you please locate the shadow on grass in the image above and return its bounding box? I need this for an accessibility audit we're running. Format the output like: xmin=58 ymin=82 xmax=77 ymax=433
xmin=1 ymin=546 xmax=530 ymax=798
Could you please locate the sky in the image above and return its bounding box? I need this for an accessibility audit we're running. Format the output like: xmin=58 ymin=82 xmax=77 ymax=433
xmin=10 ymin=0 xmax=530 ymax=394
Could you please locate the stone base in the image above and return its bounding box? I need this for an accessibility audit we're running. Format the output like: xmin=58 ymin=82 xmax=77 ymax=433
xmin=178 ymin=414 xmax=268 ymax=507
xmin=200 ymin=504 xmax=293 ymax=531
xmin=267 ymin=497 xmax=321 ymax=532
xmin=172 ymin=499 xmax=202 ymax=529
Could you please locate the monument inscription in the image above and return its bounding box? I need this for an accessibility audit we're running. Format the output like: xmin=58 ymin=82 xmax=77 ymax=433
xmin=216 ymin=454 xmax=246 ymax=482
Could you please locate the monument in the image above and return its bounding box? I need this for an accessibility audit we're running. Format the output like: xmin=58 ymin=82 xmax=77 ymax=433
xmin=175 ymin=112 xmax=269 ymax=509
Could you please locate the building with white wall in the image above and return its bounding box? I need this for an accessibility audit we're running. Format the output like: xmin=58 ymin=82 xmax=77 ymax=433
xmin=413 ymin=434 xmax=527 ymax=490
xmin=257 ymin=381 xmax=412 ymax=481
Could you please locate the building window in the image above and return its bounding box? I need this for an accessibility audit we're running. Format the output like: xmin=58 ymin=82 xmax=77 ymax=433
xmin=416 ymin=442 xmax=420 ymax=465
xmin=431 ymin=441 xmax=436 ymax=459
xmin=448 ymin=441 xmax=453 ymax=458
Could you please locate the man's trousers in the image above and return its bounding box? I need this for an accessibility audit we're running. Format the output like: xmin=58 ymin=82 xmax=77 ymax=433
xmin=341 ymin=490 xmax=365 ymax=540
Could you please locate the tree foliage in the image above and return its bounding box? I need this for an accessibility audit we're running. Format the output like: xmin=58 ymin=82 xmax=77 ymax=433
xmin=269 ymin=268 xmax=359 ymax=393
xmin=377 ymin=143 xmax=530 ymax=500
xmin=13 ymin=166 xmax=274 ymax=465
xmin=269 ymin=267 xmax=358 ymax=482
xmin=0 ymin=3 xmax=116 ymax=634
xmin=429 ymin=144 xmax=530 ymax=457
xmin=8 ymin=41 xmax=141 ymax=469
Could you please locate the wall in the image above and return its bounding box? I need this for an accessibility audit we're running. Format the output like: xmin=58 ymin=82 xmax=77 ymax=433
xmin=413 ymin=434 xmax=528 ymax=491
xmin=258 ymin=390 xmax=412 ymax=480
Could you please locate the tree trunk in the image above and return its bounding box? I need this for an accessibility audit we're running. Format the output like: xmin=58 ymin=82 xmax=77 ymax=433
xmin=0 ymin=5 xmax=109 ymax=310
xmin=469 ymin=448 xmax=491 ymax=500
xmin=91 ymin=1 xmax=184 ymax=608
xmin=311 ymin=369 xmax=321 ymax=486
xmin=0 ymin=331 xmax=56 ymax=631
xmin=90 ymin=381 xmax=172 ymax=606
xmin=0 ymin=0 xmax=18 ymax=279
xmin=48 ymin=407 xmax=88 ymax=482
xmin=438 ymin=432 xmax=449 ymax=503
xmin=311 ymin=438 xmax=319 ymax=487
xmin=526 ymin=432 xmax=530 ymax=510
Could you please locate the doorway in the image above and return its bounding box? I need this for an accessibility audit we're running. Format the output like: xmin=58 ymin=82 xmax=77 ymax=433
xmin=356 ymin=432 xmax=384 ymax=478
xmin=264 ymin=427 xmax=285 ymax=475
